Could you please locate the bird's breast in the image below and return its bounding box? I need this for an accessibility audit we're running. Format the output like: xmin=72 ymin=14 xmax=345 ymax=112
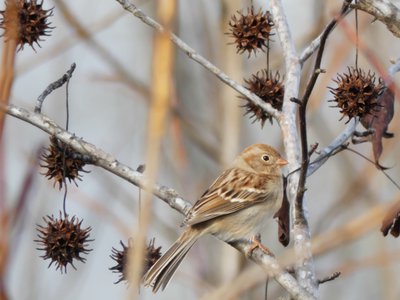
xmin=209 ymin=196 xmax=281 ymax=242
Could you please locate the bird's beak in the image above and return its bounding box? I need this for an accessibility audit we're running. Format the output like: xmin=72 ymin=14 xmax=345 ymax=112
xmin=276 ymin=158 xmax=288 ymax=166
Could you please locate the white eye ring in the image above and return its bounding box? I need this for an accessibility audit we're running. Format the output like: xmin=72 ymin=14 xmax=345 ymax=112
xmin=262 ymin=154 xmax=270 ymax=161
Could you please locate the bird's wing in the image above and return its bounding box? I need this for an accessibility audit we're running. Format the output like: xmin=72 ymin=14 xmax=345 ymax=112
xmin=184 ymin=168 xmax=276 ymax=226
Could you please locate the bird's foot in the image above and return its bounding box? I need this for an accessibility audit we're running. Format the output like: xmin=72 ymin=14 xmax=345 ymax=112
xmin=246 ymin=234 xmax=274 ymax=258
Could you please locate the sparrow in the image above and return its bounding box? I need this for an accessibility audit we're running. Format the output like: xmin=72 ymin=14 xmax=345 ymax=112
xmin=143 ymin=143 xmax=288 ymax=292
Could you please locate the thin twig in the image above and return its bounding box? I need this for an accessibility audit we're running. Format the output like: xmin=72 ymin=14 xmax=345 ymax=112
xmin=136 ymin=164 xmax=145 ymax=227
xmin=286 ymin=142 xmax=348 ymax=181
xmin=318 ymin=271 xmax=341 ymax=285
xmin=354 ymin=1 xmax=359 ymax=68
xmin=295 ymin=0 xmax=352 ymax=221
xmin=34 ymin=63 xmax=76 ymax=113
xmin=299 ymin=31 xmax=323 ymax=65
xmin=307 ymin=118 xmax=358 ymax=176
xmin=299 ymin=9 xmax=352 ymax=65
xmin=61 ymin=66 xmax=73 ymax=217
xmin=65 ymin=66 xmax=71 ymax=131
xmin=343 ymin=146 xmax=400 ymax=190
xmin=62 ymin=181 xmax=68 ymax=216
xmin=114 ymin=0 xmax=280 ymax=120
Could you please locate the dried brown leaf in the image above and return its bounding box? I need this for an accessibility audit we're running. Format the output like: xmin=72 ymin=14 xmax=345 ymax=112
xmin=381 ymin=200 xmax=400 ymax=237
xmin=274 ymin=176 xmax=290 ymax=247
xmin=360 ymin=83 xmax=395 ymax=169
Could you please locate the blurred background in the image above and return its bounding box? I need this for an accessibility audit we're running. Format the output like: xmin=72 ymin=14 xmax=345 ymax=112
xmin=2 ymin=0 xmax=400 ymax=299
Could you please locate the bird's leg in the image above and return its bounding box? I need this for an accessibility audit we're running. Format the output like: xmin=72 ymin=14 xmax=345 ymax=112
xmin=246 ymin=234 xmax=275 ymax=257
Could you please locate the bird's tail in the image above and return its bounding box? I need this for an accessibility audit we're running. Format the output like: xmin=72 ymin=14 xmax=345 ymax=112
xmin=143 ymin=228 xmax=201 ymax=292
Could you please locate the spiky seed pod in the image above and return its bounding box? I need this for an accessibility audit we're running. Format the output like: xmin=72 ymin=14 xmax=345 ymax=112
xmin=228 ymin=6 xmax=274 ymax=57
xmin=110 ymin=238 xmax=162 ymax=284
xmin=144 ymin=238 xmax=162 ymax=275
xmin=0 ymin=0 xmax=54 ymax=51
xmin=110 ymin=240 xmax=128 ymax=284
xmin=241 ymin=70 xmax=284 ymax=127
xmin=329 ymin=67 xmax=385 ymax=122
xmin=35 ymin=213 xmax=93 ymax=273
xmin=41 ymin=136 xmax=89 ymax=190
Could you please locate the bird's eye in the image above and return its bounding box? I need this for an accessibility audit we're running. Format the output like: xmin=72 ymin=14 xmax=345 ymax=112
xmin=262 ymin=154 xmax=270 ymax=161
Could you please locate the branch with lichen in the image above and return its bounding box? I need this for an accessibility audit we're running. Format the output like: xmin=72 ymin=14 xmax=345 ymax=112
xmin=352 ymin=0 xmax=400 ymax=38
xmin=269 ymin=0 xmax=319 ymax=297
xmin=5 ymin=103 xmax=313 ymax=299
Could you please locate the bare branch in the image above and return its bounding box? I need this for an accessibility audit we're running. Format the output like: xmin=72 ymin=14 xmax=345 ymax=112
xmin=299 ymin=8 xmax=352 ymax=65
xmin=296 ymin=0 xmax=352 ymax=212
xmin=388 ymin=57 xmax=400 ymax=77
xmin=8 ymin=104 xmax=192 ymax=216
xmin=353 ymin=0 xmax=400 ymax=38
xmin=114 ymin=0 xmax=281 ymax=120
xmin=6 ymin=104 xmax=312 ymax=299
xmin=318 ymin=271 xmax=341 ymax=285
xmin=307 ymin=118 xmax=358 ymax=176
xmin=270 ymin=0 xmax=319 ymax=297
xmin=299 ymin=32 xmax=323 ymax=66
xmin=34 ymin=63 xmax=76 ymax=113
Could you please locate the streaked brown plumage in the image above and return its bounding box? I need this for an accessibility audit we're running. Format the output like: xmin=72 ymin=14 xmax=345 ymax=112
xmin=143 ymin=144 xmax=287 ymax=292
